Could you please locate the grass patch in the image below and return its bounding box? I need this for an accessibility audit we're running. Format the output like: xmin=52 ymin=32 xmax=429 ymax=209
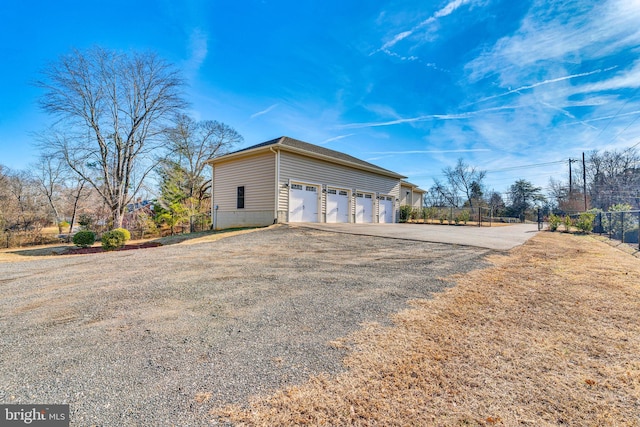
xmin=213 ymin=232 xmax=640 ymax=426
xmin=0 ymin=226 xmax=266 ymax=261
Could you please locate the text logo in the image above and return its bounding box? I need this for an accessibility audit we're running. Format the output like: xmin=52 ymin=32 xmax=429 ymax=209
xmin=1 ymin=405 xmax=69 ymax=427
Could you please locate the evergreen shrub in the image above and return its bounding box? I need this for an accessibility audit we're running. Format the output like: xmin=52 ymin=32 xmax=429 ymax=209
xmin=72 ymin=230 xmax=96 ymax=248
xmin=101 ymin=229 xmax=126 ymax=251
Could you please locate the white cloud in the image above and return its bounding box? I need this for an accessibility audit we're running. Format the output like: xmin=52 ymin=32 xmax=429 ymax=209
xmin=470 ymin=67 xmax=617 ymax=106
xmin=337 ymin=106 xmax=516 ymax=129
xmin=250 ymin=103 xmax=279 ymax=119
xmin=369 ymin=149 xmax=490 ymax=154
xmin=372 ymin=0 xmax=477 ymax=55
xmin=466 ymin=0 xmax=640 ymax=84
xmin=320 ymin=134 xmax=355 ymax=144
xmin=186 ymin=28 xmax=208 ymax=72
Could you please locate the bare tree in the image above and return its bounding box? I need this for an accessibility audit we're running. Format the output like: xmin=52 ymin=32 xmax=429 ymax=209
xmin=65 ymin=175 xmax=89 ymax=239
xmin=5 ymin=169 xmax=49 ymax=235
xmin=443 ymin=158 xmax=486 ymax=209
xmin=36 ymin=47 xmax=186 ymax=228
xmin=587 ymin=149 xmax=640 ymax=210
xmin=430 ymin=179 xmax=460 ymax=207
xmin=162 ymin=114 xmax=243 ymax=207
xmin=32 ymin=154 xmax=66 ymax=233
xmin=0 ymin=164 xmax=9 ymax=233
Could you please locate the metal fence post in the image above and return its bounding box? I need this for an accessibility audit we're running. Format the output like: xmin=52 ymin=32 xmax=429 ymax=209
xmin=621 ymin=211 xmax=625 ymax=243
xmin=598 ymin=212 xmax=603 ymax=235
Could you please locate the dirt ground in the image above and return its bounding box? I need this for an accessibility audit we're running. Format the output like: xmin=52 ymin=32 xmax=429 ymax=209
xmin=215 ymin=231 xmax=640 ymax=426
xmin=0 ymin=226 xmax=490 ymax=426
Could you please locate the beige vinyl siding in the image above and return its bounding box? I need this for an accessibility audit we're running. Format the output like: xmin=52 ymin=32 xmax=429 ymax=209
xmin=412 ymin=191 xmax=425 ymax=209
xmin=278 ymin=151 xmax=400 ymax=221
xmin=213 ymin=152 xmax=276 ymax=212
xmin=400 ymin=185 xmax=410 ymax=206
xmin=400 ymin=186 xmax=424 ymax=209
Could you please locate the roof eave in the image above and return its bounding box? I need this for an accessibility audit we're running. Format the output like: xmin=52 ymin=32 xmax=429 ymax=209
xmin=206 ymin=144 xmax=275 ymax=165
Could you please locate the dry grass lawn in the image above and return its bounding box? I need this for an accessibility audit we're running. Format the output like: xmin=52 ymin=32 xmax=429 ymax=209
xmin=214 ymin=232 xmax=640 ymax=426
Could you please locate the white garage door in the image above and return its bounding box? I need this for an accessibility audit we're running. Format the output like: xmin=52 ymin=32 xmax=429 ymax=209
xmin=289 ymin=183 xmax=319 ymax=222
xmin=379 ymin=196 xmax=394 ymax=223
xmin=355 ymin=193 xmax=373 ymax=223
xmin=326 ymin=189 xmax=349 ymax=223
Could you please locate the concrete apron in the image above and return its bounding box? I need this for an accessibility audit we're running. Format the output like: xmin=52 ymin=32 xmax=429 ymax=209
xmin=291 ymin=222 xmax=540 ymax=251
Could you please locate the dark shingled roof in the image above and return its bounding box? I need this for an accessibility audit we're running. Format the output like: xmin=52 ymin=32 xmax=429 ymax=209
xmin=222 ymin=136 xmax=405 ymax=178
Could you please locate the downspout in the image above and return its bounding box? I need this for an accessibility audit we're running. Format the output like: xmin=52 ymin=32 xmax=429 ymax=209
xmin=210 ymin=163 xmax=216 ymax=230
xmin=270 ymin=147 xmax=280 ymax=223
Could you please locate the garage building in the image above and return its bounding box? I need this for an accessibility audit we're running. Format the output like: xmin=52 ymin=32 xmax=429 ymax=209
xmin=207 ymin=136 xmax=423 ymax=230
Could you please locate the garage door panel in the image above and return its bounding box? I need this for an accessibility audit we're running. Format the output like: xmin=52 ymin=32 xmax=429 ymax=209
xmin=355 ymin=193 xmax=373 ymax=223
xmin=379 ymin=196 xmax=394 ymax=223
xmin=289 ymin=183 xmax=318 ymax=222
xmin=326 ymin=189 xmax=349 ymax=223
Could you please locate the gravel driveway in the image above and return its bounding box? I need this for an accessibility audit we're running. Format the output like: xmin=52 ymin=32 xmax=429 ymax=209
xmin=0 ymin=225 xmax=492 ymax=426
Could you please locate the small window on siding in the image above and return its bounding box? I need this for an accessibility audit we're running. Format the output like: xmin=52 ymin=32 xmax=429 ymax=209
xmin=291 ymin=184 xmax=303 ymax=190
xmin=327 ymin=189 xmax=337 ymax=195
xmin=339 ymin=190 xmax=348 ymax=196
xmin=305 ymin=186 xmax=316 ymax=192
xmin=237 ymin=186 xmax=245 ymax=209
xmin=365 ymin=194 xmax=372 ymax=199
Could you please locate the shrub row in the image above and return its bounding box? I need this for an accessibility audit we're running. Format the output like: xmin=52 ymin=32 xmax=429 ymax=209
xmin=72 ymin=228 xmax=131 ymax=250
xmin=548 ymin=212 xmax=595 ymax=233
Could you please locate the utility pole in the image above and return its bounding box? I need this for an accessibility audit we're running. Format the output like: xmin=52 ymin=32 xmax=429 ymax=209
xmin=568 ymin=158 xmax=578 ymax=195
xmin=583 ymin=152 xmax=587 ymax=211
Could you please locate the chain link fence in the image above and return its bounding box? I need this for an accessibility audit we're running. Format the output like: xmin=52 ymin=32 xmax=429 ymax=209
xmin=399 ymin=206 xmax=522 ymax=226
xmin=593 ymin=210 xmax=640 ymax=249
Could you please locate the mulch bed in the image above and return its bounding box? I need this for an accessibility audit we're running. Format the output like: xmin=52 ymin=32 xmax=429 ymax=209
xmin=63 ymin=242 xmax=163 ymax=255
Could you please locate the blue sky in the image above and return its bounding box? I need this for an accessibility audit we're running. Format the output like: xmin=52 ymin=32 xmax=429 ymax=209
xmin=1 ymin=0 xmax=640 ymax=197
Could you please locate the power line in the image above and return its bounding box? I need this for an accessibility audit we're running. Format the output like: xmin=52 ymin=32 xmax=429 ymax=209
xmin=596 ymin=85 xmax=640 ymax=142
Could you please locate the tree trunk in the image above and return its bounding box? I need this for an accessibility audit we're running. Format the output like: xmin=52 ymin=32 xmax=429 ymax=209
xmin=67 ymin=180 xmax=85 ymax=242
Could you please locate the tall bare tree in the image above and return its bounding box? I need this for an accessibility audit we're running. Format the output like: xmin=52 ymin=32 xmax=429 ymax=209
xmin=443 ymin=158 xmax=486 ymax=209
xmin=37 ymin=47 xmax=186 ymax=228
